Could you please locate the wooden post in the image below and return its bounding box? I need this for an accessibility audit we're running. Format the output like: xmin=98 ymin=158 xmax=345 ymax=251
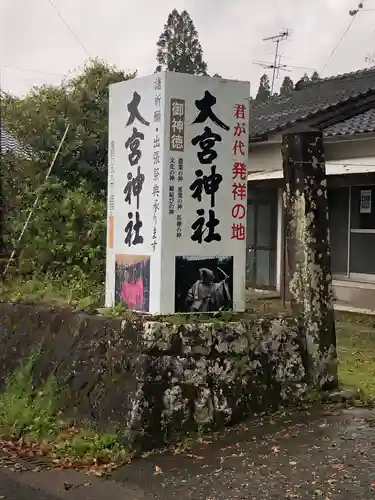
xmin=282 ymin=130 xmax=337 ymax=390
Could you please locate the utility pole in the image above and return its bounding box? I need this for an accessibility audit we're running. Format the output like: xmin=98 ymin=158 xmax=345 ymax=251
xmin=262 ymin=30 xmax=290 ymax=94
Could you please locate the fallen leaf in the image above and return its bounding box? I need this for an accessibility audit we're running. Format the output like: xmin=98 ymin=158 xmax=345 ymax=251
xmin=332 ymin=463 xmax=344 ymax=470
xmin=63 ymin=482 xmax=73 ymax=491
xmin=186 ymin=454 xmax=204 ymax=460
xmin=220 ymin=446 xmax=232 ymax=451
xmin=154 ymin=465 xmax=163 ymax=475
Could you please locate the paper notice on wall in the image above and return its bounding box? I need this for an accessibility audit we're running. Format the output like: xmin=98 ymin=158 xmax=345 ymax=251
xmin=360 ymin=189 xmax=372 ymax=214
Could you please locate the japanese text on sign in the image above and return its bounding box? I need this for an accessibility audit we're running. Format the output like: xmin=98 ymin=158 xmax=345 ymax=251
xmin=108 ymin=140 xmax=115 ymax=213
xmin=152 ymin=76 xmax=163 ymax=251
xmin=231 ymin=103 xmax=247 ymax=241
xmin=170 ymin=98 xmax=185 ymax=152
xmin=190 ymin=90 xmax=229 ymax=244
xmin=124 ymin=91 xmax=150 ymax=247
xmin=169 ymin=158 xmax=175 ymax=215
xmin=176 ymin=158 xmax=184 ymax=238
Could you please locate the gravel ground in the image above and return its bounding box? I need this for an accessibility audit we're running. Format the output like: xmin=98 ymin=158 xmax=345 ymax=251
xmin=1 ymin=407 xmax=375 ymax=499
xmin=115 ymin=406 xmax=375 ymax=499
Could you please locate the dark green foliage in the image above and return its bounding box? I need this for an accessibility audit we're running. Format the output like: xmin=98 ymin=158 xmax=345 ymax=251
xmin=255 ymin=74 xmax=271 ymax=101
xmin=280 ymin=76 xmax=294 ymax=96
xmin=0 ymin=351 xmax=59 ymax=440
xmin=301 ymin=72 xmax=310 ymax=83
xmin=1 ymin=61 xmax=135 ymax=301
xmin=2 ymin=60 xmax=136 ymax=194
xmin=17 ymin=181 xmax=106 ymax=280
xmin=0 ymin=353 xmax=130 ymax=464
xmin=156 ymin=9 xmax=208 ymax=75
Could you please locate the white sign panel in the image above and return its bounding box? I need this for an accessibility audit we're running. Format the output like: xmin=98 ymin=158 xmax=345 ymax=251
xmin=360 ymin=189 xmax=372 ymax=214
xmin=106 ymin=72 xmax=250 ymax=314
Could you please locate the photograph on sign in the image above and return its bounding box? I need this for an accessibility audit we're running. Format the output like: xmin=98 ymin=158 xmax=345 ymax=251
xmin=115 ymin=254 xmax=151 ymax=312
xmin=174 ymin=256 xmax=233 ymax=313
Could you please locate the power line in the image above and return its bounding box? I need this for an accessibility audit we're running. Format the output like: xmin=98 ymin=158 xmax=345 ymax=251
xmin=320 ymin=2 xmax=366 ymax=75
xmin=47 ymin=0 xmax=91 ymax=59
xmin=320 ymin=17 xmax=357 ymax=74
xmin=1 ymin=66 xmax=66 ymax=78
xmin=285 ymin=64 xmax=317 ymax=71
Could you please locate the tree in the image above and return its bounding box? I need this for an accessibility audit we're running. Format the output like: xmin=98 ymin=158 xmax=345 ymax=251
xmin=17 ymin=180 xmax=106 ymax=282
xmin=155 ymin=9 xmax=208 ymax=75
xmin=255 ymin=74 xmax=271 ymax=101
xmin=2 ymin=60 xmax=136 ymax=194
xmin=279 ymin=76 xmax=294 ymax=96
xmin=302 ymin=73 xmax=310 ymax=83
xmin=212 ymin=73 xmax=222 ymax=78
xmin=1 ymin=61 xmax=135 ymax=292
xmin=311 ymin=71 xmax=320 ymax=81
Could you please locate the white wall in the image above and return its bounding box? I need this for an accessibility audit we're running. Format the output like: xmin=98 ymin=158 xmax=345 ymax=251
xmin=248 ymin=142 xmax=281 ymax=173
xmin=325 ymin=136 xmax=375 ymax=161
xmin=248 ymin=136 xmax=375 ymax=173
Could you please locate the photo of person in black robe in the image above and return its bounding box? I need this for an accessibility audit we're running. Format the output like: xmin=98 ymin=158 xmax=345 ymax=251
xmin=175 ymin=256 xmax=233 ymax=313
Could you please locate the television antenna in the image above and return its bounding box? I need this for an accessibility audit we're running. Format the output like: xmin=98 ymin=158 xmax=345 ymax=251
xmin=253 ymin=54 xmax=317 ymax=94
xmin=253 ymin=58 xmax=292 ymax=76
xmin=260 ymin=30 xmax=291 ymax=93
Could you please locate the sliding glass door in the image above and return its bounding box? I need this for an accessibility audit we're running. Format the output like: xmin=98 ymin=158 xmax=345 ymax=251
xmin=246 ymin=186 xmax=278 ymax=289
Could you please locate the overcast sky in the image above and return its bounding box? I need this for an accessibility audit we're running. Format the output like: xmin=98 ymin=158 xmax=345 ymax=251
xmin=1 ymin=0 xmax=375 ymax=97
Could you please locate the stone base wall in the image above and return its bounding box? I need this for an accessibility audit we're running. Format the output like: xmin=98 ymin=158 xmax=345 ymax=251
xmin=0 ymin=303 xmax=307 ymax=450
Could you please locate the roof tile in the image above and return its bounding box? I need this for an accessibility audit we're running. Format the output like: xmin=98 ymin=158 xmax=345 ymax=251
xmin=324 ymin=107 xmax=375 ymax=137
xmin=250 ymin=67 xmax=375 ymax=138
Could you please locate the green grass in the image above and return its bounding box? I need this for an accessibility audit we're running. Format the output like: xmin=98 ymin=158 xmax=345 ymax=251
xmin=246 ymin=297 xmax=375 ymax=399
xmin=0 ymin=355 xmax=131 ymax=470
xmin=337 ymin=324 xmax=375 ymax=398
xmin=0 ymin=352 xmax=59 ymax=440
xmin=0 ymin=275 xmax=104 ymax=310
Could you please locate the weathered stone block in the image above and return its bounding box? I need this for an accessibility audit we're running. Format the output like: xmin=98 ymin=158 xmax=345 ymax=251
xmin=211 ymin=322 xmax=249 ymax=357
xmin=0 ymin=303 xmax=310 ymax=451
xmin=142 ymin=321 xmax=213 ymax=356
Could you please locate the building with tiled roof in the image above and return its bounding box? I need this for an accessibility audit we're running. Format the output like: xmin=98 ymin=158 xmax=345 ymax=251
xmin=250 ymin=67 xmax=375 ymax=140
xmin=247 ymin=67 xmax=375 ymax=312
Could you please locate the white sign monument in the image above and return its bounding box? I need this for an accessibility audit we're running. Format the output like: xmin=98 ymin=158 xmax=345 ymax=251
xmin=106 ymin=72 xmax=250 ymax=314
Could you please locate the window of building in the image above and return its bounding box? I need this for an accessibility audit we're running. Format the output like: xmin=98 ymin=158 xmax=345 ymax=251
xmin=329 ymin=185 xmax=375 ymax=281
